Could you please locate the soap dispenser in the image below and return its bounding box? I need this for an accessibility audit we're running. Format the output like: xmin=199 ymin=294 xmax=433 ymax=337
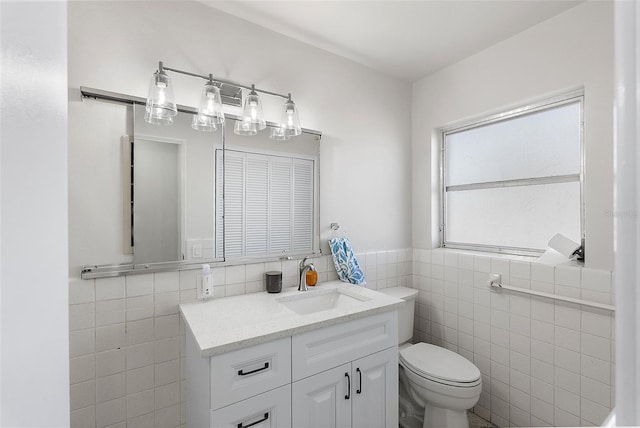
xmin=199 ymin=264 xmax=213 ymax=299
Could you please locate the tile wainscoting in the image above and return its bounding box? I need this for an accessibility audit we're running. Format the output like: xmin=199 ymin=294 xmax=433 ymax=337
xmin=411 ymin=248 xmax=614 ymax=427
xmin=68 ymin=249 xmax=412 ymax=428
xmin=68 ymin=248 xmax=613 ymax=428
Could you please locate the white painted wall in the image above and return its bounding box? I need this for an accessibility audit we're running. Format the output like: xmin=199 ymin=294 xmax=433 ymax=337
xmin=412 ymin=1 xmax=614 ymax=270
xmin=0 ymin=1 xmax=69 ymax=426
xmin=613 ymin=0 xmax=640 ymax=424
xmin=68 ymin=1 xmax=412 ymax=277
xmin=410 ymin=4 xmax=617 ymax=426
xmin=67 ymin=2 xmax=411 ymax=426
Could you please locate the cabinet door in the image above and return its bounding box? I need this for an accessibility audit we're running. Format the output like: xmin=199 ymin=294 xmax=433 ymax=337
xmin=292 ymin=363 xmax=352 ymax=428
xmin=352 ymin=347 xmax=398 ymax=428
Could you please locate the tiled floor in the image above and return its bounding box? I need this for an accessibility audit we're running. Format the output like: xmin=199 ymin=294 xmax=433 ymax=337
xmin=468 ymin=411 xmax=498 ymax=428
xmin=399 ymin=411 xmax=495 ymax=428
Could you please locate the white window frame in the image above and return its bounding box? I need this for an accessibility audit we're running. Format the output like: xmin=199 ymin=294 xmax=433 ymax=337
xmin=440 ymin=90 xmax=585 ymax=256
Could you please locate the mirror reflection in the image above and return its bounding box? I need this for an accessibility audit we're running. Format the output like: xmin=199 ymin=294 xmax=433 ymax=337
xmin=222 ymin=120 xmax=321 ymax=261
xmin=78 ymin=94 xmax=321 ymax=273
xmin=132 ymin=104 xmax=321 ymax=266
xmin=132 ymin=104 xmax=221 ymax=264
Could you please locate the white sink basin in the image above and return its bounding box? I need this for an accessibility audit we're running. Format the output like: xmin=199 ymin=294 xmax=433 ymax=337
xmin=277 ymin=288 xmax=371 ymax=315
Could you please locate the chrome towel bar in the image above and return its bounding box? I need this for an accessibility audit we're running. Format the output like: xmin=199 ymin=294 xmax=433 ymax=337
xmin=488 ymin=274 xmax=615 ymax=312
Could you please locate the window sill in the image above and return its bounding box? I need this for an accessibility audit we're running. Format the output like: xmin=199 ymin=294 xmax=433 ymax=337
xmin=432 ymin=246 xmax=584 ymax=268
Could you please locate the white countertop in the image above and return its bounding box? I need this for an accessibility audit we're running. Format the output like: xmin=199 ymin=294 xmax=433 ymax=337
xmin=179 ymin=281 xmax=404 ymax=357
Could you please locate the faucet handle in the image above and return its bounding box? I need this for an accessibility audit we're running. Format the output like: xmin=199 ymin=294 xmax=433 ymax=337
xmin=299 ymin=256 xmax=310 ymax=269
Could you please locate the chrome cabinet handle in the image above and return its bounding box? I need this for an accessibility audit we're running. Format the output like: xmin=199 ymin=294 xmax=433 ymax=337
xmin=237 ymin=412 xmax=269 ymax=428
xmin=356 ymin=368 xmax=362 ymax=394
xmin=237 ymin=362 xmax=269 ymax=376
xmin=345 ymin=372 xmax=351 ymax=399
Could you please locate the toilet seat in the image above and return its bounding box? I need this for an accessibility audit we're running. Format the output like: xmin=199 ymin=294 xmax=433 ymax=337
xmin=399 ymin=343 xmax=481 ymax=388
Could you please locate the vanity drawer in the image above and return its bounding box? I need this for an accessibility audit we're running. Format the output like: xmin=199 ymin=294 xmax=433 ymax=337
xmin=211 ymin=337 xmax=291 ymax=410
xmin=291 ymin=311 xmax=397 ymax=381
xmin=210 ymin=384 xmax=291 ymax=428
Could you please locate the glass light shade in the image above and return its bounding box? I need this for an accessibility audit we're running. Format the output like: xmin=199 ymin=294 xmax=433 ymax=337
xmin=234 ymin=118 xmax=258 ymax=136
xmin=241 ymin=90 xmax=266 ymax=131
xmin=144 ymin=109 xmax=173 ymax=126
xmin=281 ymin=99 xmax=301 ymax=137
xmin=145 ymin=71 xmax=178 ymax=125
xmin=191 ymin=114 xmax=216 ymax=132
xmin=269 ymin=125 xmax=290 ymax=141
xmin=191 ymin=82 xmax=224 ymax=132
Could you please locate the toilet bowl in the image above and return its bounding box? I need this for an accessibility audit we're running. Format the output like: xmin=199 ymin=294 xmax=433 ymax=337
xmin=400 ymin=342 xmax=481 ymax=428
xmin=379 ymin=287 xmax=482 ymax=428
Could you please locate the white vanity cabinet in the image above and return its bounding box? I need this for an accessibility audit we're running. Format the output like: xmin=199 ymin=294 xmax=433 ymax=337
xmin=185 ymin=310 xmax=398 ymax=428
xmin=291 ymin=312 xmax=398 ymax=428
xmin=185 ymin=335 xmax=292 ymax=428
xmin=292 ymin=347 xmax=398 ymax=428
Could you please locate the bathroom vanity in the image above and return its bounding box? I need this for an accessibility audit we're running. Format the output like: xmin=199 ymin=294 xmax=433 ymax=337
xmin=180 ymin=281 xmax=403 ymax=428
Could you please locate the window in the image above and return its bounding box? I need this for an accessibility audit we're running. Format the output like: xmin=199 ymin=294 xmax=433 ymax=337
xmin=216 ymin=148 xmax=317 ymax=259
xmin=441 ymin=92 xmax=583 ymax=254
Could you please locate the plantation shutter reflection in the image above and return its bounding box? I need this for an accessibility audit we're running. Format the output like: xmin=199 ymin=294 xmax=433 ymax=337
xmin=221 ymin=151 xmax=245 ymax=257
xmin=217 ymin=149 xmax=315 ymax=259
xmin=215 ymin=152 xmax=224 ymax=258
xmin=270 ymin=158 xmax=292 ymax=253
xmin=293 ymin=159 xmax=314 ymax=252
xmin=246 ymin=155 xmax=269 ymax=255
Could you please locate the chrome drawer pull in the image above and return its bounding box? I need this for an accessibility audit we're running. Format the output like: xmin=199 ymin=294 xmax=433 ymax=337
xmin=237 ymin=412 xmax=269 ymax=428
xmin=237 ymin=362 xmax=269 ymax=376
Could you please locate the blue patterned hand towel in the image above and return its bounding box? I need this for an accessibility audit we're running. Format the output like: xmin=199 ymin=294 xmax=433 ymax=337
xmin=329 ymin=237 xmax=366 ymax=285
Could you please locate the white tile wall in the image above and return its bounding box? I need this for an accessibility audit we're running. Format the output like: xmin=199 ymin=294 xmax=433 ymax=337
xmin=69 ymin=249 xmax=411 ymax=427
xmin=70 ymin=247 xmax=613 ymax=428
xmin=411 ymin=248 xmax=615 ymax=427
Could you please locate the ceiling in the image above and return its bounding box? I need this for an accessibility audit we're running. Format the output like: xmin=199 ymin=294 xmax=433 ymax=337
xmin=203 ymin=0 xmax=583 ymax=82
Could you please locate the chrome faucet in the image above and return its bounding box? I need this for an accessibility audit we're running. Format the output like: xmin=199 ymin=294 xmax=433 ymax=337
xmin=298 ymin=257 xmax=316 ymax=291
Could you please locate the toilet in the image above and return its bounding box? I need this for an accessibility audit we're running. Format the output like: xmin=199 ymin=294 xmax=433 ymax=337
xmin=379 ymin=286 xmax=482 ymax=428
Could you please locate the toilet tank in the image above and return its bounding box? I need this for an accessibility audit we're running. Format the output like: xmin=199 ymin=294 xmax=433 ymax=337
xmin=378 ymin=286 xmax=419 ymax=344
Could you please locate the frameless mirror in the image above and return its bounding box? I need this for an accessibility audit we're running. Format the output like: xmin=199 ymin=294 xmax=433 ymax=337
xmin=76 ymin=90 xmax=320 ymax=278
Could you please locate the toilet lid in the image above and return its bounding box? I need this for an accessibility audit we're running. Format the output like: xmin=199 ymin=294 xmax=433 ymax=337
xmin=400 ymin=343 xmax=481 ymax=385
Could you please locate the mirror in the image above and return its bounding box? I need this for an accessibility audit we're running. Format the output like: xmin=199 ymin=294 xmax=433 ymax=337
xmin=132 ymin=104 xmax=221 ymax=264
xmin=222 ymin=117 xmax=321 ymax=262
xmin=76 ymin=90 xmax=320 ymax=277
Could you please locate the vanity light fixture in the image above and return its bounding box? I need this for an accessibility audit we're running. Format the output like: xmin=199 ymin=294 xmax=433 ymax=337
xmin=191 ymin=75 xmax=225 ymax=132
xmin=268 ymin=94 xmax=301 ymax=141
xmin=239 ymin=84 xmax=266 ymax=132
xmin=145 ymin=62 xmax=178 ymax=125
xmin=144 ymin=61 xmax=302 ymax=140
xmin=282 ymin=94 xmax=301 ymax=137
